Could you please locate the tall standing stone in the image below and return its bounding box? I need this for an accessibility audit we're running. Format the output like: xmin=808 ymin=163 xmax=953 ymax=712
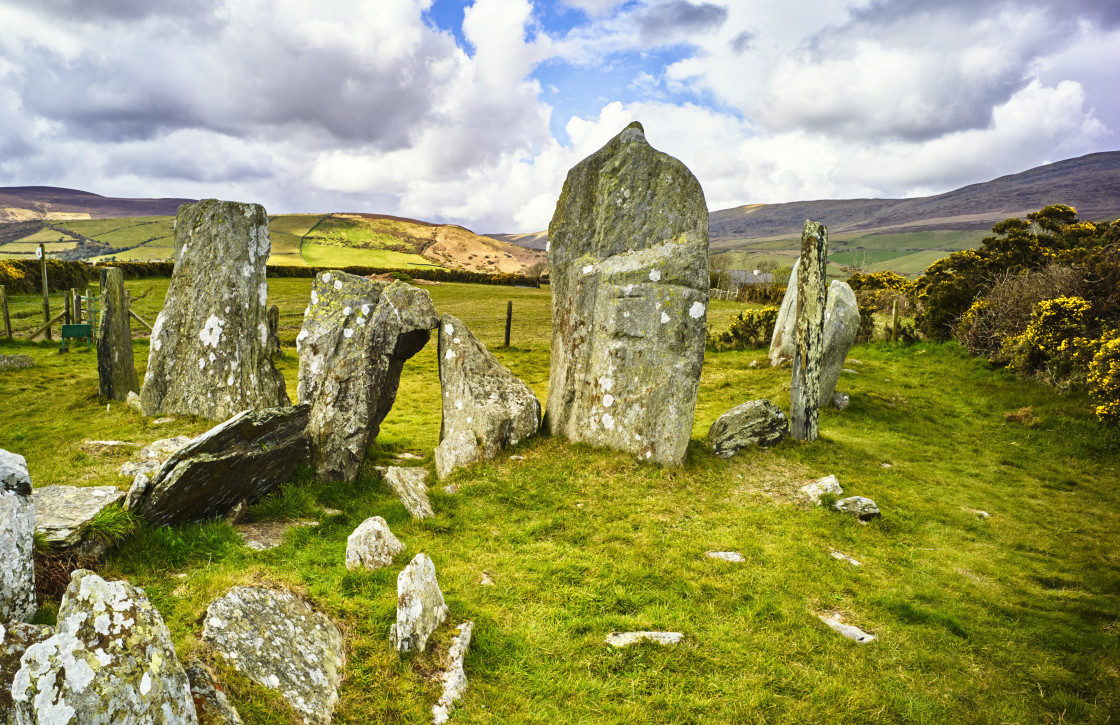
xmin=790 ymin=220 xmax=828 ymax=441
xmin=0 ymin=449 xmax=35 ymax=623
xmin=544 ymin=121 xmax=709 ymax=465
xmin=297 ymin=271 xmax=439 ymax=482
xmin=768 ymin=257 xmax=800 ymax=367
xmin=97 ymin=266 xmax=140 ymax=400
xmin=139 ymin=199 xmax=288 ymax=420
xmin=820 ymin=280 xmax=860 ymax=401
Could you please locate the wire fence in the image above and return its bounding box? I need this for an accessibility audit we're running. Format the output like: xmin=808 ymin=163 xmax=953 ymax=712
xmin=1 ymin=292 xmax=76 ymax=339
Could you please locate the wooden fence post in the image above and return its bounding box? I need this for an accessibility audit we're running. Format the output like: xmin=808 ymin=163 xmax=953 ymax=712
xmin=85 ymin=288 xmax=93 ymax=329
xmin=504 ymin=300 xmax=513 ymax=348
xmin=890 ymin=300 xmax=899 ymax=342
xmin=71 ymin=287 xmax=80 ymax=324
xmin=39 ymin=243 xmax=51 ymax=341
xmin=64 ymin=289 xmax=71 ymax=326
xmin=0 ymin=285 xmax=11 ymax=340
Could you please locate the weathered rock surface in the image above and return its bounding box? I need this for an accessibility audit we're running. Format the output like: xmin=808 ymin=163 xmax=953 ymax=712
xmin=834 ymin=495 xmax=881 ymax=521
xmin=435 ymin=315 xmax=540 ymax=479
xmin=0 ymin=448 xmax=31 ymax=496
xmin=11 ymin=570 xmax=198 ymax=724
xmin=345 ymin=516 xmax=405 ymax=571
xmin=432 ymin=621 xmax=474 ymax=725
xmin=131 ymin=405 xmax=310 ymax=526
xmin=202 ymin=586 xmax=344 ymax=725
xmin=707 ymin=399 xmax=788 ymax=456
xmin=434 ymin=430 xmax=481 ymax=481
xmin=790 ymin=221 xmax=828 ymax=441
xmin=120 ymin=436 xmax=195 ymax=481
xmin=31 ymin=485 xmax=124 ymax=549
xmin=184 ymin=660 xmax=243 ymax=725
xmin=820 ymin=281 xmax=859 ymax=402
xmin=816 ymin=612 xmax=876 ymax=643
xmin=830 ymin=549 xmax=862 ymax=566
xmin=126 ymin=390 xmax=144 ymax=414
xmin=0 ymin=353 xmax=34 ymax=371
xmin=97 ymin=266 xmax=140 ymax=401
xmin=768 ymin=257 xmax=800 ymax=367
xmin=139 ymin=199 xmax=289 ymax=420
xmin=297 ymin=271 xmax=439 ymax=482
xmin=1 ymin=622 xmax=54 ymax=718
xmin=544 ymin=121 xmax=709 ymax=466
xmin=390 ymin=554 xmax=449 ymax=655
xmin=705 ymin=551 xmax=745 ymax=563
xmin=604 ymin=631 xmax=683 ymax=647
xmin=832 ymin=392 xmax=850 ymax=410
xmin=80 ymin=440 xmax=135 ymax=455
xmin=801 ymin=475 xmax=843 ymax=504
xmin=384 ymin=466 xmax=434 ymax=519
xmin=0 ymin=491 xmax=36 ymax=623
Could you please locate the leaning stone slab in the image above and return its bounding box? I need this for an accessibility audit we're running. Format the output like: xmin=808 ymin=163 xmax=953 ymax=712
xmin=390 ymin=553 xmax=450 ymax=655
xmin=768 ymin=257 xmax=800 ymax=367
xmin=604 ymin=631 xmax=683 ymax=647
xmin=297 ymin=271 xmax=439 ymax=482
xmin=185 ymin=660 xmax=243 ymax=725
xmin=384 ymin=466 xmax=434 ymax=519
xmin=131 ymin=404 xmax=309 ymax=526
xmin=11 ymin=570 xmax=198 ymax=724
xmin=97 ymin=266 xmax=140 ymax=401
xmin=432 ymin=621 xmax=474 ymax=725
xmin=545 ymin=121 xmax=709 ymax=466
xmin=0 ymin=491 xmax=36 ymax=623
xmin=0 ymin=353 xmax=34 ymax=371
xmin=435 ymin=315 xmax=540 ymax=479
xmin=1 ymin=622 xmax=54 ymax=718
xmin=801 ymin=475 xmax=843 ymax=504
xmin=139 ymin=198 xmax=289 ymax=420
xmin=346 ymin=516 xmax=405 ymax=571
xmin=203 ymin=586 xmax=344 ymax=725
xmin=834 ymin=495 xmax=881 ymax=521
xmin=31 ymin=485 xmax=124 ymax=549
xmin=816 ymin=612 xmax=876 ymax=643
xmin=707 ymin=399 xmax=788 ymax=457
xmin=820 ymin=281 xmax=859 ymax=402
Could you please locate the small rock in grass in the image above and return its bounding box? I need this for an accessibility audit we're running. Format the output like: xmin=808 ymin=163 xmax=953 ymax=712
xmin=829 ymin=549 xmax=861 ymax=566
xmin=707 ymin=399 xmax=789 ymax=456
xmin=125 ymin=390 xmax=144 ymax=415
xmin=841 ymin=368 xmax=858 ymax=374
xmin=345 ymin=516 xmax=405 ymax=571
xmin=80 ymin=440 xmax=135 ymax=454
xmin=816 ymin=612 xmax=875 ymax=643
xmin=432 ymin=621 xmax=474 ymax=725
xmin=0 ymin=353 xmax=34 ymax=371
xmin=480 ymin=572 xmax=495 ymax=586
xmin=390 ymin=553 xmax=449 ymax=655
xmin=605 ymin=631 xmax=683 ymax=647
xmin=962 ymin=507 xmax=991 ymax=519
xmin=834 ymin=496 xmax=881 ymax=521
xmin=801 ymin=474 xmax=843 ymax=505
xmin=385 ymin=466 xmax=434 ymax=519
xmin=395 ymin=452 xmax=424 ymax=461
xmin=152 ymin=417 xmax=176 ymax=425
xmin=880 ymin=462 xmax=893 ymax=469
xmin=509 ymin=454 xmax=525 ymax=461
xmin=705 ymin=551 xmax=745 ymax=563
xmin=832 ymin=392 xmax=850 ymax=410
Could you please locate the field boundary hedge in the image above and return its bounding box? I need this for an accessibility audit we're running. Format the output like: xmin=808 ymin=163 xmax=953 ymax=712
xmin=0 ymin=259 xmax=95 ymax=294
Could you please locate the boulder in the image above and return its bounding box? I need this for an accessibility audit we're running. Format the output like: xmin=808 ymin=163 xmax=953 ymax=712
xmin=0 ymin=448 xmax=31 ymax=496
xmin=435 ymin=315 xmax=540 ymax=479
xmin=345 ymin=516 xmax=405 ymax=571
xmin=10 ymin=570 xmax=198 ymax=724
xmin=202 ymin=586 xmax=344 ymax=725
xmin=434 ymin=430 xmax=481 ymax=481
xmin=390 ymin=553 xmax=449 ymax=655
xmin=604 ymin=631 xmax=683 ymax=647
xmin=820 ymin=281 xmax=860 ymax=401
xmin=184 ymin=660 xmax=243 ymax=725
xmin=768 ymin=257 xmax=800 ymax=367
xmin=544 ymin=121 xmax=709 ymax=466
xmin=126 ymin=390 xmax=144 ymax=415
xmin=801 ymin=474 xmax=843 ymax=504
xmin=139 ymin=199 xmax=289 ymax=420
xmin=31 ymin=485 xmax=124 ymax=549
xmin=832 ymin=392 xmax=851 ymax=410
xmin=707 ymin=399 xmax=788 ymax=457
xmin=297 ymin=271 xmax=439 ymax=482
xmin=97 ymin=266 xmax=140 ymax=401
xmin=431 ymin=621 xmax=474 ymax=725
xmin=834 ymin=495 xmax=881 ymax=521
xmin=1 ymin=622 xmax=54 ymax=719
xmin=384 ymin=467 xmax=434 ymax=519
xmin=0 ymin=491 xmax=36 ymax=623
xmin=0 ymin=353 xmax=34 ymax=371
xmin=130 ymin=405 xmax=310 ymax=526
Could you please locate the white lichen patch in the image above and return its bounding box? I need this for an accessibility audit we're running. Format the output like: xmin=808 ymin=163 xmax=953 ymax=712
xmin=343 ymin=306 xmax=352 ymax=316
xmin=333 ymin=280 xmax=343 ymax=290
xmin=689 ymin=301 xmax=706 ymax=319
xmin=603 ymin=394 xmax=614 ymax=408
xmin=343 ymin=329 xmax=354 ymax=339
xmin=310 ymin=290 xmax=319 ymax=305
xmin=582 ymin=264 xmax=594 ymax=275
xmin=322 ymin=272 xmax=331 ymax=283
xmin=199 ymin=315 xmax=225 ymax=348
xmin=296 ymin=329 xmax=309 ymax=352
xmin=444 ymin=323 xmax=454 ymax=335
xmin=649 ymin=269 xmax=661 ymax=282
xmin=660 ymin=312 xmax=670 ymax=324
xmin=258 ymin=281 xmax=268 ymax=306
xmin=602 ymin=413 xmax=614 ymax=430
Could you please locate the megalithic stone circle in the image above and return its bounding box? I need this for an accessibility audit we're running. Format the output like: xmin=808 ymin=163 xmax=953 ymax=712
xmin=96 ymin=266 xmax=139 ymax=400
xmin=139 ymin=199 xmax=289 ymax=420
xmin=544 ymin=121 xmax=709 ymax=465
xmin=790 ymin=220 xmax=828 ymax=441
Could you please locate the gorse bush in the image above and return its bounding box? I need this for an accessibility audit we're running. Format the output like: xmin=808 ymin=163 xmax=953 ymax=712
xmin=1008 ymin=296 xmax=1093 ymax=378
xmin=0 ymin=259 xmax=95 ymax=294
xmin=708 ymin=306 xmax=779 ymax=350
xmin=1088 ymin=333 xmax=1120 ymax=424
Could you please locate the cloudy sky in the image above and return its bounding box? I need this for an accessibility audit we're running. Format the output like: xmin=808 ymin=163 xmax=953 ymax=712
xmin=0 ymin=0 xmax=1117 ymax=232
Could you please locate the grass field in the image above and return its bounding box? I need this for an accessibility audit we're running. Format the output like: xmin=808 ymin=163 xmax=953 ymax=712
xmin=10 ymin=227 xmax=81 ymax=244
xmin=829 ymin=248 xmax=915 ymax=267
xmin=0 ymin=240 xmax=80 ymax=254
xmin=53 ymin=217 xmax=173 ymax=238
xmin=90 ymin=220 xmax=175 ymax=247
xmin=301 ymin=242 xmax=436 ymax=269
xmin=869 ymin=249 xmax=955 ymax=275
xmin=270 ymin=214 xmax=329 ymax=237
xmin=1 ymin=277 xmax=1117 ymax=724
xmin=269 ymin=231 xmax=305 ymax=256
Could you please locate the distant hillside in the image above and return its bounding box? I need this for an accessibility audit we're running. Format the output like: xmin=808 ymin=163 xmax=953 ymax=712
xmin=493 ymin=150 xmax=1120 ymax=276
xmin=0 ymin=186 xmax=194 ymax=222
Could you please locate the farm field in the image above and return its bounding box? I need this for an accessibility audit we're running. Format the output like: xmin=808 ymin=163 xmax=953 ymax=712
xmin=1 ymin=278 xmax=1117 ymax=724
xmin=300 ymin=242 xmax=437 ymax=269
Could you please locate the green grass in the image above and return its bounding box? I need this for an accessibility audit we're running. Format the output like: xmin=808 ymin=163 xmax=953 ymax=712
xmin=301 ymin=242 xmax=435 ymax=269
xmin=91 ymin=220 xmax=175 ymax=247
xmin=870 ymin=249 xmax=955 ymax=275
xmin=1 ymin=280 xmax=1118 ymax=724
xmin=829 ymin=248 xmax=915 ymax=267
xmin=6 ymin=228 xmax=81 ymax=244
xmin=53 ymin=217 xmax=173 ymax=237
xmin=269 ymin=231 xmax=304 ymax=255
xmin=0 ymin=241 xmax=79 ymax=254
xmin=270 ymin=214 xmax=329 ymax=238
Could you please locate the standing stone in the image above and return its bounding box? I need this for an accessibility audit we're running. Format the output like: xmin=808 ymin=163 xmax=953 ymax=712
xmin=345 ymin=516 xmax=405 ymax=571
xmin=790 ymin=220 xmax=828 ymax=441
xmin=11 ymin=570 xmax=198 ymax=724
xmin=202 ymin=587 xmax=344 ymax=725
xmin=297 ymin=271 xmax=439 ymax=482
xmin=820 ymin=281 xmax=859 ymax=402
xmin=707 ymin=399 xmax=788 ymax=456
xmin=0 ymin=449 xmax=35 ymax=623
xmin=544 ymin=121 xmax=709 ymax=466
xmin=435 ymin=315 xmax=540 ymax=479
xmin=768 ymin=257 xmax=800 ymax=367
xmin=139 ymin=199 xmax=288 ymax=420
xmin=389 ymin=553 xmax=449 ymax=655
xmin=97 ymin=267 xmax=139 ymax=400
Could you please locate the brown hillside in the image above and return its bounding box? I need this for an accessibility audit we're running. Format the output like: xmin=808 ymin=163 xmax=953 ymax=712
xmin=0 ymin=186 xmax=194 ymax=220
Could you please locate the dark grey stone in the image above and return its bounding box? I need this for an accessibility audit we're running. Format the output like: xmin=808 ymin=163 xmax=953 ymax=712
xmin=97 ymin=266 xmax=139 ymax=401
xmin=707 ymin=399 xmax=788 ymax=457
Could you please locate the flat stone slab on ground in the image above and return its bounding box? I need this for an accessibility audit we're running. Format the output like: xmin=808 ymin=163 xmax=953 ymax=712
xmin=80 ymin=440 xmax=137 ymax=454
xmin=801 ymin=475 xmax=843 ymax=505
xmin=384 ymin=466 xmax=434 ymax=519
xmin=705 ymin=551 xmax=745 ymax=563
xmin=203 ymin=586 xmax=345 ymax=725
xmin=817 ymin=612 xmax=876 ymax=643
xmin=235 ymin=519 xmax=318 ymax=551
xmin=605 ymin=631 xmax=683 ymax=647
xmin=432 ymin=621 xmax=474 ymax=725
xmin=829 ymin=549 xmax=862 ymax=566
xmin=31 ymin=485 xmax=125 ymax=548
xmin=0 ymin=353 xmax=34 ymax=371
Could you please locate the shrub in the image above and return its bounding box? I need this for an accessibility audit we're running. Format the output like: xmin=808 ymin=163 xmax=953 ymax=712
xmin=708 ymin=307 xmax=779 ymax=350
xmin=1088 ymin=332 xmax=1120 ymax=424
xmin=0 ymin=259 xmax=95 ymax=294
xmin=1007 ymin=296 xmax=1092 ymax=376
xmin=855 ymin=303 xmax=876 ymax=343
